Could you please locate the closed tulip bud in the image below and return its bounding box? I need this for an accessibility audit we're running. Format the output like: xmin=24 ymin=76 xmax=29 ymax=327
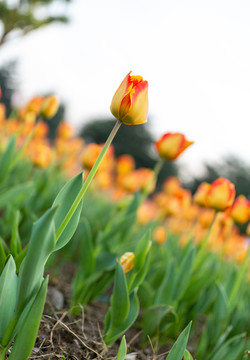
xmin=229 ymin=195 xmax=249 ymax=224
xmin=193 ymin=182 xmax=211 ymax=207
xmin=120 ymin=252 xmax=135 ymax=273
xmin=41 ymin=96 xmax=59 ymax=119
xmin=206 ymin=177 xmax=235 ymax=211
xmin=110 ymin=71 xmax=148 ymax=125
xmin=155 ymin=132 xmax=194 ymax=160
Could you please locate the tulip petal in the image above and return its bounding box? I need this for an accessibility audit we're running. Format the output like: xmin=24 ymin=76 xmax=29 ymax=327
xmin=122 ymin=81 xmax=149 ymax=125
xmin=110 ymin=72 xmax=131 ymax=119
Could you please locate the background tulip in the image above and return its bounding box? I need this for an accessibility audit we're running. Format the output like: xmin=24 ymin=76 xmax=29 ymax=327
xmin=155 ymin=132 xmax=194 ymax=160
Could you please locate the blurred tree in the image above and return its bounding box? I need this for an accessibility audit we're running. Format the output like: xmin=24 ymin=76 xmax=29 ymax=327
xmin=0 ymin=61 xmax=17 ymax=116
xmin=0 ymin=0 xmax=72 ymax=46
xmin=79 ymin=118 xmax=178 ymax=190
xmin=186 ymin=155 xmax=250 ymax=198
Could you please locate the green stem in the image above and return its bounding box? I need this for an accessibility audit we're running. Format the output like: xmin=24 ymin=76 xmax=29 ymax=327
xmin=142 ymin=158 xmax=164 ymax=201
xmin=11 ymin=124 xmax=37 ymax=167
xmin=56 ymin=120 xmax=122 ymax=240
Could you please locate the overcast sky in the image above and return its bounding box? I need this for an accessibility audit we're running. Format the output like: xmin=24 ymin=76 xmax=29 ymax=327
xmin=1 ymin=0 xmax=250 ymax=174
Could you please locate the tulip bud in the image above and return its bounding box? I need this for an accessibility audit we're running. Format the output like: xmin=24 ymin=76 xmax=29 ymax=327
xmin=206 ymin=177 xmax=235 ymax=211
xmin=155 ymin=132 xmax=194 ymax=161
xmin=120 ymin=252 xmax=135 ymax=273
xmin=229 ymin=195 xmax=249 ymax=224
xmin=41 ymin=96 xmax=59 ymax=119
xmin=110 ymin=72 xmax=148 ymax=125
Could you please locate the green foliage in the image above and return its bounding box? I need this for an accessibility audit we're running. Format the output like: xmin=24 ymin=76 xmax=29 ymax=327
xmin=117 ymin=336 xmax=127 ymax=360
xmin=0 ymin=0 xmax=72 ymax=46
xmin=166 ymin=322 xmax=192 ymax=360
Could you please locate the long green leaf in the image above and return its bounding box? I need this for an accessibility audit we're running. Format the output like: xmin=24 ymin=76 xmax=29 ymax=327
xmin=8 ymin=277 xmax=49 ymax=360
xmin=166 ymin=322 xmax=192 ymax=360
xmin=17 ymin=206 xmax=57 ymax=314
xmin=0 ymin=183 xmax=34 ymax=208
xmin=53 ymin=172 xmax=83 ymax=251
xmin=110 ymin=262 xmax=129 ymax=329
xmin=0 ymin=136 xmax=16 ymax=185
xmin=0 ymin=256 xmax=17 ymax=341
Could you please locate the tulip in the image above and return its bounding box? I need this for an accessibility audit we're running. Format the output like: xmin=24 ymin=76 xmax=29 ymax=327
xmin=229 ymin=195 xmax=249 ymax=224
xmin=193 ymin=182 xmax=211 ymax=207
xmin=41 ymin=96 xmax=59 ymax=119
xmin=206 ymin=177 xmax=235 ymax=211
xmin=110 ymin=71 xmax=148 ymax=125
xmin=155 ymin=132 xmax=194 ymax=160
xmin=120 ymin=252 xmax=135 ymax=273
xmin=153 ymin=226 xmax=167 ymax=245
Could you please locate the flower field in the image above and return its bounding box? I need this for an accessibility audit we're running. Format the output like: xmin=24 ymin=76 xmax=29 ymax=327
xmin=0 ymin=73 xmax=249 ymax=360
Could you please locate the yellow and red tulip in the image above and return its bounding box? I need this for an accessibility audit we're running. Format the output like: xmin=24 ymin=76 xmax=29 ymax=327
xmin=229 ymin=195 xmax=249 ymax=224
xmin=41 ymin=95 xmax=59 ymax=119
xmin=155 ymin=132 xmax=194 ymax=161
xmin=110 ymin=71 xmax=148 ymax=125
xmin=193 ymin=182 xmax=211 ymax=207
xmin=206 ymin=178 xmax=236 ymax=211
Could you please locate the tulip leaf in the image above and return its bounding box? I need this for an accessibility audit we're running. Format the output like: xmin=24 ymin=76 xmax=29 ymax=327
xmin=134 ymin=231 xmax=151 ymax=272
xmin=0 ymin=241 xmax=7 ymax=274
xmin=79 ymin=218 xmax=95 ymax=277
xmin=104 ymin=292 xmax=139 ymax=345
xmin=110 ymin=262 xmax=129 ymax=329
xmin=183 ymin=350 xmax=194 ymax=359
xmin=8 ymin=277 xmax=48 ymax=360
xmin=172 ymin=247 xmax=196 ymax=300
xmin=117 ymin=336 xmax=127 ymax=360
xmin=53 ymin=172 xmax=83 ymax=251
xmin=17 ymin=206 xmax=57 ymax=314
xmin=211 ymin=333 xmax=246 ymax=360
xmin=165 ymin=321 xmax=192 ymax=360
xmin=0 ymin=183 xmax=34 ymax=208
xmin=0 ymin=136 xmax=16 ymax=185
xmin=10 ymin=211 xmax=22 ymax=258
xmin=0 ymin=256 xmax=18 ymax=342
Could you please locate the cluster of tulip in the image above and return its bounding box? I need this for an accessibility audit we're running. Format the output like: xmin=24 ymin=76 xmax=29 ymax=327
xmin=0 ymin=72 xmax=249 ymax=360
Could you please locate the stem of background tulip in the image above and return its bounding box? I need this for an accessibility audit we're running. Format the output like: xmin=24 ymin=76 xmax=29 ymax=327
xmin=194 ymin=212 xmax=217 ymax=270
xmin=142 ymin=158 xmax=164 ymax=200
xmin=11 ymin=122 xmax=38 ymax=167
xmin=56 ymin=120 xmax=122 ymax=241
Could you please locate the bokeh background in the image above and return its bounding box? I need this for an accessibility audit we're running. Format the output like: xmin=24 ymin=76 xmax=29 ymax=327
xmin=1 ymin=0 xmax=250 ymax=193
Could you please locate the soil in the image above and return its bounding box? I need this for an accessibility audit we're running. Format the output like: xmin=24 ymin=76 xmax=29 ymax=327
xmin=6 ymin=263 xmax=172 ymax=360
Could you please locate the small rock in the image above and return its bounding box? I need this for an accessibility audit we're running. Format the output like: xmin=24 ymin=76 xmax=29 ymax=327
xmin=47 ymin=287 xmax=64 ymax=309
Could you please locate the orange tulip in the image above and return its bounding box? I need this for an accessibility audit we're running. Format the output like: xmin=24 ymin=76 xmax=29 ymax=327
xmin=163 ymin=176 xmax=181 ymax=195
xmin=229 ymin=195 xmax=249 ymax=224
xmin=57 ymin=122 xmax=75 ymax=140
xmin=153 ymin=226 xmax=167 ymax=245
xmin=155 ymin=133 xmax=194 ymax=160
xmin=206 ymin=178 xmax=235 ymax=211
xmin=110 ymin=71 xmax=148 ymax=125
xmin=120 ymin=252 xmax=135 ymax=273
xmin=193 ymin=182 xmax=211 ymax=207
xmin=116 ymin=155 xmax=135 ymax=175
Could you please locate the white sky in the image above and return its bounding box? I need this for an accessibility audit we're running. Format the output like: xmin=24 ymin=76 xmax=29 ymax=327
xmin=1 ymin=0 xmax=250 ymax=174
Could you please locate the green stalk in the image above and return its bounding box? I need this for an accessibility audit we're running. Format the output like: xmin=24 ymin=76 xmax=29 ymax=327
xmin=56 ymin=120 xmax=122 ymax=240
xmin=11 ymin=124 xmax=37 ymax=167
xmin=142 ymin=158 xmax=164 ymax=201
